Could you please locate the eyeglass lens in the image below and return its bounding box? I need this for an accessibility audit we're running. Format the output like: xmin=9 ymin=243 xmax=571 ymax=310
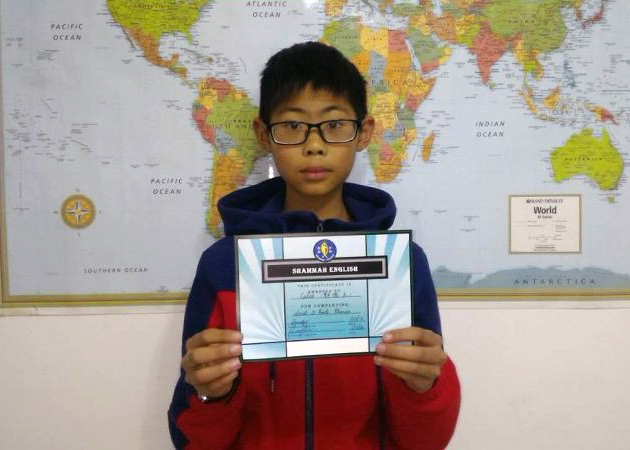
xmin=271 ymin=120 xmax=358 ymax=144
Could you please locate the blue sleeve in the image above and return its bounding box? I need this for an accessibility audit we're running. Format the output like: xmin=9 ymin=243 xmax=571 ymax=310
xmin=167 ymin=247 xmax=218 ymax=449
xmin=167 ymin=237 xmax=236 ymax=448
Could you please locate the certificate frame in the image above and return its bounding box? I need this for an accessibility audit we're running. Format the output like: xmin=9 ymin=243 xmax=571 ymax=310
xmin=235 ymin=230 xmax=413 ymax=361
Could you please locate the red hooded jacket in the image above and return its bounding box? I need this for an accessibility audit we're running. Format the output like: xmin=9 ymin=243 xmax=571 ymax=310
xmin=168 ymin=178 xmax=461 ymax=449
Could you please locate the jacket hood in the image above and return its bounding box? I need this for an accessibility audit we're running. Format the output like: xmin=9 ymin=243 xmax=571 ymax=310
xmin=217 ymin=177 xmax=396 ymax=235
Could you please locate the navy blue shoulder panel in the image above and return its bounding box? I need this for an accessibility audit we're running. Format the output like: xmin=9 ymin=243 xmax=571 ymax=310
xmin=181 ymin=236 xmax=235 ymax=351
xmin=198 ymin=236 xmax=236 ymax=292
xmin=411 ymin=243 xmax=442 ymax=336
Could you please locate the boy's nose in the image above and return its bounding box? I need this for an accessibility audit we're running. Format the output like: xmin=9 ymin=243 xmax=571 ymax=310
xmin=302 ymin=127 xmax=327 ymax=156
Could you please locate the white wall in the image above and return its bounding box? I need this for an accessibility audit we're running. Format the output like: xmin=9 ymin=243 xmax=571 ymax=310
xmin=0 ymin=308 xmax=182 ymax=450
xmin=1 ymin=303 xmax=629 ymax=449
xmin=443 ymin=305 xmax=630 ymax=450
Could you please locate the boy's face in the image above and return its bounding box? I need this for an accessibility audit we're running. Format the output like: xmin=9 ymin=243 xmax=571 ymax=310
xmin=254 ymin=85 xmax=373 ymax=210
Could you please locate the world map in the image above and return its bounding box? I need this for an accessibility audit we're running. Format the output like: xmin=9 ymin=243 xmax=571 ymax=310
xmin=1 ymin=0 xmax=629 ymax=303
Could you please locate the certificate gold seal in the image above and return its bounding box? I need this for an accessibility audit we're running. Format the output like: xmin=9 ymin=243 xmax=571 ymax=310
xmin=61 ymin=194 xmax=96 ymax=229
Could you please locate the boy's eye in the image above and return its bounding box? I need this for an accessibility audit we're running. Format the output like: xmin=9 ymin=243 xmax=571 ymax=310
xmin=325 ymin=120 xmax=342 ymax=129
xmin=283 ymin=121 xmax=302 ymax=130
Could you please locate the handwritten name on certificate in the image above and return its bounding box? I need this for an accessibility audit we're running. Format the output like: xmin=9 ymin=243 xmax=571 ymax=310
xmin=236 ymin=231 xmax=413 ymax=361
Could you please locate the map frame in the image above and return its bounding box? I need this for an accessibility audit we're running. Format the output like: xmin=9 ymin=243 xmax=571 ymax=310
xmin=1 ymin=0 xmax=630 ymax=307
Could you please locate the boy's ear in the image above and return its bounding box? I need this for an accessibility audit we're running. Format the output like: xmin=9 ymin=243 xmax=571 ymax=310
xmin=356 ymin=115 xmax=375 ymax=152
xmin=253 ymin=117 xmax=272 ymax=152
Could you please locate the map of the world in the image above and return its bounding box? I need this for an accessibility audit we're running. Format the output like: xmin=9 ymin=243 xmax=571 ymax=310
xmin=1 ymin=0 xmax=629 ymax=303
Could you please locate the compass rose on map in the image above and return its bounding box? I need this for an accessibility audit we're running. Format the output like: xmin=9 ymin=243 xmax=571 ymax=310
xmin=61 ymin=194 xmax=96 ymax=229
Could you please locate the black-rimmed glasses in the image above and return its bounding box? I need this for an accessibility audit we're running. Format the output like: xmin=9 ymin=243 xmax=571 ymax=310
xmin=267 ymin=119 xmax=361 ymax=145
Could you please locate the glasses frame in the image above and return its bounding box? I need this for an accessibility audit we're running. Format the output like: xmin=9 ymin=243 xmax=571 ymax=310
xmin=266 ymin=119 xmax=362 ymax=145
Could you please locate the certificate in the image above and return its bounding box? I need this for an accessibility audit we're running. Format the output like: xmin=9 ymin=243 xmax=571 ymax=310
xmin=236 ymin=231 xmax=413 ymax=361
xmin=509 ymin=194 xmax=581 ymax=253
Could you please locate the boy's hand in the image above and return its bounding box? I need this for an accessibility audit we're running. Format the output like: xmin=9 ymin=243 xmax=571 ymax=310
xmin=181 ymin=329 xmax=243 ymax=399
xmin=374 ymin=327 xmax=447 ymax=394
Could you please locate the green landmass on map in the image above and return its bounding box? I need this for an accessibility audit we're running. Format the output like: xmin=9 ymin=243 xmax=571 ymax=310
xmin=389 ymin=3 xmax=423 ymax=17
xmin=482 ymin=0 xmax=569 ymax=53
xmin=321 ymin=19 xmax=436 ymax=182
xmin=107 ymin=0 xmax=210 ymax=40
xmin=385 ymin=0 xmax=586 ymax=81
xmin=107 ymin=0 xmax=213 ymax=76
xmin=321 ymin=17 xmax=362 ymax=58
xmin=551 ymin=128 xmax=624 ymax=191
xmin=406 ymin=27 xmax=449 ymax=67
xmin=105 ymin=0 xmax=618 ymax=240
xmin=192 ymin=78 xmax=262 ymax=236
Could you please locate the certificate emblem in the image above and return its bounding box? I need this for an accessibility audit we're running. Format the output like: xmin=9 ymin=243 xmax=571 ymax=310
xmin=313 ymin=239 xmax=337 ymax=262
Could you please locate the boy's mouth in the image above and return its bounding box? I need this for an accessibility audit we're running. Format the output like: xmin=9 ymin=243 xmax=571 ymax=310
xmin=300 ymin=166 xmax=331 ymax=180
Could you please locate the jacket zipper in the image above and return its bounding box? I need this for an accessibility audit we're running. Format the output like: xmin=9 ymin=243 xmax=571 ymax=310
xmin=305 ymin=358 xmax=314 ymax=450
xmin=376 ymin=366 xmax=386 ymax=450
xmin=305 ymin=221 xmax=322 ymax=449
xmin=269 ymin=362 xmax=276 ymax=393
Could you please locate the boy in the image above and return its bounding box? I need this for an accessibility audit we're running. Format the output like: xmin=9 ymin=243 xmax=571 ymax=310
xmin=168 ymin=42 xmax=460 ymax=449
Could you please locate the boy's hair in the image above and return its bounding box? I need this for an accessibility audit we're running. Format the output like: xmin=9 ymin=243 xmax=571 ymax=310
xmin=259 ymin=41 xmax=367 ymax=124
